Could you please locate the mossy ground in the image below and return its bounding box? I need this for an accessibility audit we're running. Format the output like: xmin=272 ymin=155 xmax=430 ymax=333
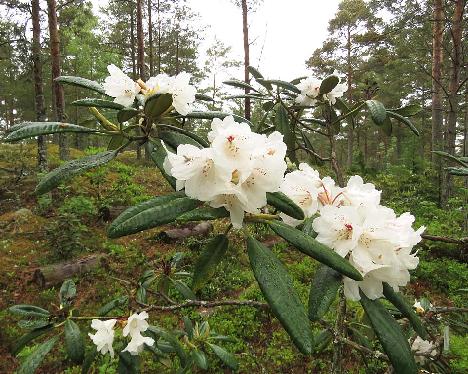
xmin=0 ymin=143 xmax=466 ymax=373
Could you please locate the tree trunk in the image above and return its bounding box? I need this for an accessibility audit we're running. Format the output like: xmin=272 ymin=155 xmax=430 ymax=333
xmin=136 ymin=0 xmax=145 ymax=80
xmin=346 ymin=25 xmax=353 ymax=168
xmin=431 ymin=0 xmax=444 ymax=204
xmin=441 ymin=0 xmax=464 ymax=207
xmin=47 ymin=0 xmax=68 ymax=160
xmin=157 ymin=0 xmax=161 ymax=74
xmin=148 ymin=0 xmax=154 ymax=76
xmin=32 ymin=0 xmax=47 ymax=171
xmin=241 ymin=0 xmax=251 ymax=120
xmin=130 ymin=8 xmax=137 ymax=80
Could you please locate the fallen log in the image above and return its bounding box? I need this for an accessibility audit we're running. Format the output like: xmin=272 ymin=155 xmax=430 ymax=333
xmin=31 ymin=254 xmax=107 ymax=288
xmin=158 ymin=222 xmax=213 ymax=242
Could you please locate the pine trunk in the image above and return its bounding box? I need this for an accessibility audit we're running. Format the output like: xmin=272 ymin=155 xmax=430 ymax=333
xmin=241 ymin=0 xmax=251 ymax=120
xmin=148 ymin=0 xmax=154 ymax=76
xmin=32 ymin=0 xmax=47 ymax=171
xmin=346 ymin=25 xmax=353 ymax=168
xmin=431 ymin=0 xmax=444 ymax=204
xmin=47 ymin=0 xmax=68 ymax=160
xmin=441 ymin=0 xmax=464 ymax=207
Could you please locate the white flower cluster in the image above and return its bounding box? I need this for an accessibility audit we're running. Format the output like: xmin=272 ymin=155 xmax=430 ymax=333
xmin=88 ymin=311 xmax=154 ymax=357
xmin=295 ymin=76 xmax=347 ymax=106
xmin=279 ymin=163 xmax=425 ymax=301
xmin=163 ymin=115 xmax=287 ymax=229
xmin=103 ymin=64 xmax=196 ymax=115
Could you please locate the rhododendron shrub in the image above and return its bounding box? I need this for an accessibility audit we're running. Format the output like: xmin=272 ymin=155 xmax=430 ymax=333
xmin=4 ymin=65 xmax=434 ymax=373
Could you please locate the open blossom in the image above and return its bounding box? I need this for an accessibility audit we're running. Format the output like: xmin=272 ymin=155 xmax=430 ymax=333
xmin=164 ymin=116 xmax=287 ymax=228
xmin=88 ymin=319 xmax=117 ymax=357
xmin=145 ymin=72 xmax=196 ymax=115
xmin=123 ymin=311 xmax=154 ymax=355
xmin=411 ymin=337 xmax=437 ymax=363
xmin=103 ymin=65 xmax=140 ymax=107
xmin=295 ymin=77 xmax=321 ymax=106
xmin=323 ymin=82 xmax=347 ymax=105
xmin=279 ymin=167 xmax=424 ymax=301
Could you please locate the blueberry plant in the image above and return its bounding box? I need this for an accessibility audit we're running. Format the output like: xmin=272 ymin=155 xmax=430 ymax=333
xmin=4 ymin=65 xmax=446 ymax=374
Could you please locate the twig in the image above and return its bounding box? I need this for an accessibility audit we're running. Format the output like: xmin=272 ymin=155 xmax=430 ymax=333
xmin=142 ymin=299 xmax=268 ymax=312
xmin=422 ymin=234 xmax=468 ymax=245
xmin=332 ymin=287 xmax=347 ymax=374
xmin=432 ymin=306 xmax=468 ymax=314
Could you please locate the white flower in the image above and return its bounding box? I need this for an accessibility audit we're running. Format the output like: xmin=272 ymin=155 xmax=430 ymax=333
xmin=279 ymin=163 xmax=323 ymax=226
xmin=295 ymin=77 xmax=321 ymax=106
xmin=411 ymin=336 xmax=437 ymax=363
xmin=145 ymin=72 xmax=196 ymax=115
xmin=340 ymin=175 xmax=381 ymax=208
xmin=145 ymin=73 xmax=173 ymax=95
xmin=103 ymin=64 xmax=140 ymax=107
xmin=122 ymin=311 xmax=154 ymax=355
xmin=88 ymin=319 xmax=117 ymax=357
xmin=123 ymin=332 xmax=156 ymax=355
xmin=170 ymin=72 xmax=197 ymax=115
xmin=163 ymin=116 xmax=288 ymax=229
xmin=323 ymin=82 xmax=347 ymax=105
xmin=209 ymin=116 xmax=261 ymax=183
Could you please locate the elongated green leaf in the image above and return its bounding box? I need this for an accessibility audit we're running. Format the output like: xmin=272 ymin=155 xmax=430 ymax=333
xmin=267 ymin=220 xmax=362 ymax=281
xmin=274 ymin=104 xmax=294 ymax=151
xmin=308 ymin=266 xmax=342 ymax=321
xmin=159 ymin=130 xmax=203 ymax=149
xmin=5 ymin=122 xmax=97 ymax=142
xmin=118 ymin=107 xmax=139 ymax=123
xmin=118 ymin=351 xmax=139 ymax=374
xmin=192 ymin=349 xmax=208 ymax=369
xmin=59 ymin=279 xmax=76 ymax=307
xmin=65 ymin=320 xmax=85 ymax=363
xmin=98 ymin=296 xmax=128 ymax=316
xmin=9 ymin=305 xmax=49 ymax=318
xmin=223 ymin=79 xmax=257 ymax=92
xmin=146 ymin=140 xmax=177 ymax=190
xmin=208 ymin=343 xmax=238 ymax=370
xmin=432 ymin=150 xmax=468 ymax=167
xmin=360 ymin=292 xmax=418 ymax=374
xmin=108 ymin=134 xmax=126 ymax=150
xmin=389 ymin=104 xmax=421 ymax=117
xmin=387 ymin=111 xmax=419 ymax=136
xmin=195 ymin=93 xmax=215 ymax=102
xmin=247 ymin=236 xmax=312 ymax=354
xmin=12 ymin=325 xmax=54 ymax=355
xmin=72 ymin=98 xmax=124 ymax=110
xmin=55 ymin=76 xmax=106 ymax=95
xmin=35 ymin=151 xmax=117 ymax=195
xmin=266 ymin=191 xmax=304 ymax=220
xmin=145 ymin=93 xmax=173 ymax=118
xmin=192 ymin=235 xmax=229 ymax=291
xmin=365 ymin=100 xmax=387 ymax=127
xmin=225 ymin=94 xmax=268 ymax=100
xmin=148 ymin=326 xmax=187 ymax=366
xmin=381 ymin=116 xmax=393 ymax=136
xmin=446 ymin=166 xmax=468 ymax=176
xmin=170 ymin=279 xmax=197 ymax=300
xmin=176 ymin=206 xmax=229 ymax=223
xmin=382 ymin=283 xmax=427 ymax=339
xmin=312 ymin=329 xmax=332 ymax=353
xmin=257 ymin=79 xmax=301 ymax=94
xmin=157 ymin=124 xmax=209 ymax=147
xmin=247 ymin=66 xmax=264 ymax=80
xmin=319 ymin=75 xmax=339 ymax=95
xmin=17 ymin=320 xmax=50 ymax=330
xmin=108 ymin=196 xmax=199 ymax=238
xmin=290 ymin=76 xmax=307 ymax=85
xmin=183 ymin=111 xmax=252 ymax=126
xmin=136 ymin=286 xmax=147 ymax=303
xmin=17 ymin=336 xmax=58 ymax=374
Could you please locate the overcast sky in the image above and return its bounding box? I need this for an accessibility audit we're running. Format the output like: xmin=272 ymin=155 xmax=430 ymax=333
xmin=186 ymin=0 xmax=340 ymax=80
xmin=93 ymin=0 xmax=341 ymax=81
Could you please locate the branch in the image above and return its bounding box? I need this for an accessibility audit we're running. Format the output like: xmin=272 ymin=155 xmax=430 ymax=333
xmin=432 ymin=306 xmax=468 ymax=314
xmin=421 ymin=234 xmax=468 ymax=245
xmin=143 ymin=299 xmax=268 ymax=312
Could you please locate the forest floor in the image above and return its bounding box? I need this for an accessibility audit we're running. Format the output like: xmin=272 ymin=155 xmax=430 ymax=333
xmin=0 ymin=144 xmax=467 ymax=373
